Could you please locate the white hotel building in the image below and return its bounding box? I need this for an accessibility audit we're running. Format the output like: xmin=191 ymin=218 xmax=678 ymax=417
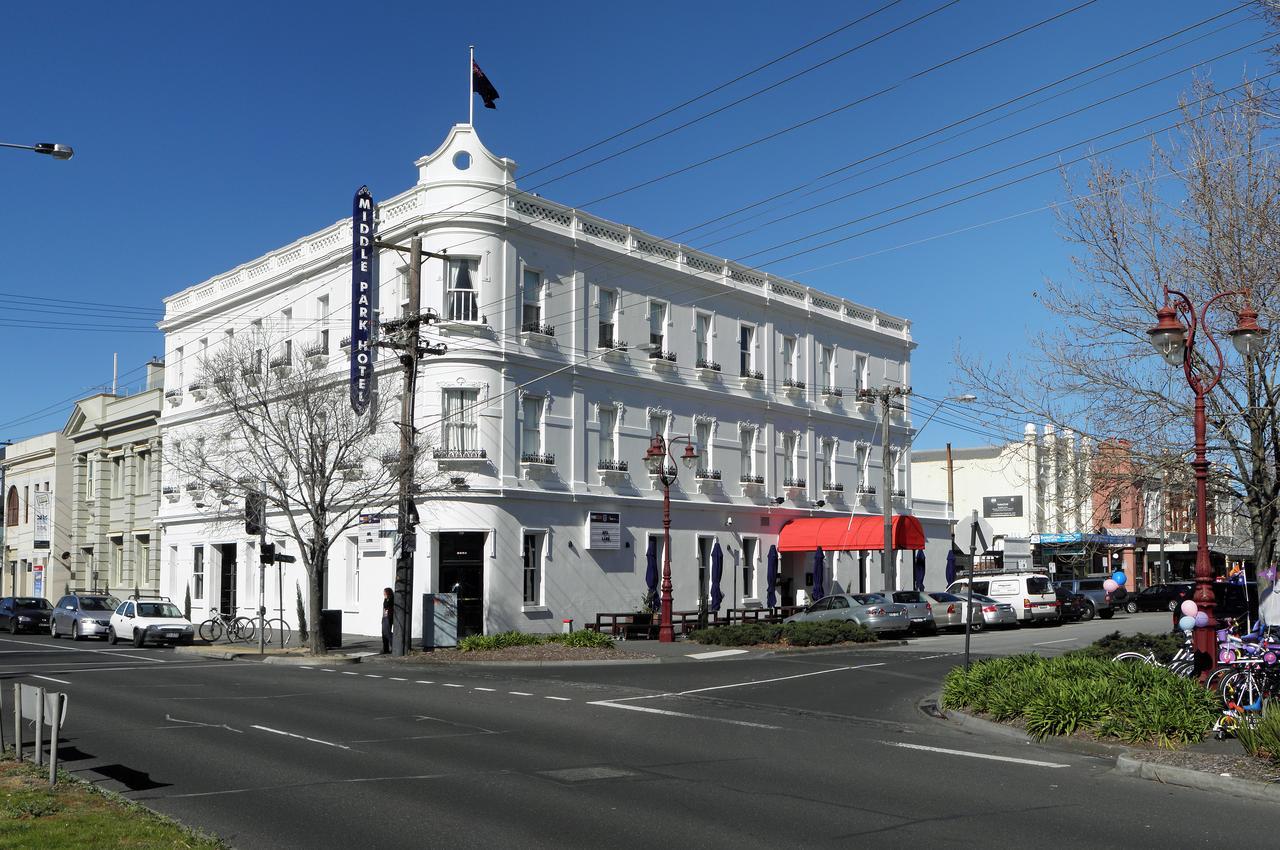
xmin=157 ymin=125 xmax=949 ymax=639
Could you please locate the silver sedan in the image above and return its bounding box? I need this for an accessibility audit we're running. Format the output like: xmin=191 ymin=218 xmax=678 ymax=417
xmin=970 ymin=593 xmax=1019 ymax=629
xmin=784 ymin=593 xmax=911 ymax=634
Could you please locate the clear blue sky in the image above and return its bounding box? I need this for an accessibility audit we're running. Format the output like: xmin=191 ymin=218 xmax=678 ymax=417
xmin=1 ymin=0 xmax=1272 ymax=447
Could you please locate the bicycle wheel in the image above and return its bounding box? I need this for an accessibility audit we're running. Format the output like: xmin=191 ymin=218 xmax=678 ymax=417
xmin=266 ymin=618 xmax=292 ymax=647
xmin=1206 ymin=666 xmax=1236 ymax=695
xmin=1167 ymin=660 xmax=1197 ymax=678
xmin=198 ymin=618 xmax=224 ymax=643
xmin=1112 ymin=652 xmax=1156 ymax=665
xmin=232 ymin=617 xmax=256 ymax=642
xmin=1223 ymin=669 xmax=1265 ymax=711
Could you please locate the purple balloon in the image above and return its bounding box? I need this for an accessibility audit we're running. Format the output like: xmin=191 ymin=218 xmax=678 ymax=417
xmin=1194 ymin=612 xmax=1209 ymax=627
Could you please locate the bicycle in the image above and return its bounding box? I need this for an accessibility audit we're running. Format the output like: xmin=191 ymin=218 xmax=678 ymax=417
xmin=1112 ymin=633 xmax=1197 ymax=678
xmin=198 ymin=610 xmax=257 ymax=643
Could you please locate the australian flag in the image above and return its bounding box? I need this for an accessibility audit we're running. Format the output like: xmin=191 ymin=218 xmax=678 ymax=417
xmin=472 ymin=61 xmax=500 ymax=109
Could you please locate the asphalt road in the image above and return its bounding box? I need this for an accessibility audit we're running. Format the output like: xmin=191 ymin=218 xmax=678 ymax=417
xmin=1 ymin=612 xmax=1268 ymax=849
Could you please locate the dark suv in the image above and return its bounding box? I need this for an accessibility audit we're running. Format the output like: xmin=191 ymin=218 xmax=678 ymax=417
xmin=0 ymin=597 xmax=54 ymax=634
xmin=1053 ymin=578 xmax=1122 ymax=620
xmin=1128 ymin=582 xmax=1194 ymax=613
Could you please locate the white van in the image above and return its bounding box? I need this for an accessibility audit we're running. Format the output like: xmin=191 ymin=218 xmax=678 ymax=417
xmin=945 ymin=572 xmax=1058 ymax=624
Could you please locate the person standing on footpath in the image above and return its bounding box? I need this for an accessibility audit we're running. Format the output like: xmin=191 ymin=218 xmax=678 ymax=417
xmin=382 ymin=587 xmax=394 ymax=654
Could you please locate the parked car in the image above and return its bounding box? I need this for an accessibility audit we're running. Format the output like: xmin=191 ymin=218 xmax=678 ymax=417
xmin=784 ymin=593 xmax=911 ymax=634
xmin=1053 ymin=577 xmax=1119 ymax=620
xmin=970 ymin=593 xmax=1020 ymax=629
xmin=1129 ymin=582 xmax=1194 ymax=613
xmin=888 ymin=591 xmax=939 ymax=634
xmin=50 ymin=592 xmax=121 ymax=640
xmin=0 ymin=597 xmax=54 ymax=634
xmin=946 ymin=571 xmax=1056 ymax=624
xmin=1053 ymin=586 xmax=1092 ymax=622
xmin=108 ymin=597 xmax=195 ymax=647
xmin=924 ymin=591 xmax=985 ymax=631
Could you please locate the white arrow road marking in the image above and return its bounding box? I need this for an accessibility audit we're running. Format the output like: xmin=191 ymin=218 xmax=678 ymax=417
xmin=588 ymin=699 xmax=783 ymax=730
xmin=687 ymin=649 xmax=750 ymax=660
xmin=881 ymin=741 xmax=1069 ymax=768
xmin=251 ymin=724 xmax=351 ymax=750
xmin=161 ymin=714 xmax=242 ymax=733
xmin=30 ymin=674 xmax=71 ymax=684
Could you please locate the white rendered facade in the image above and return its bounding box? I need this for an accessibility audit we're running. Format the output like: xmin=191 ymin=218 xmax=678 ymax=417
xmin=158 ymin=125 xmax=947 ymax=638
xmin=2 ymin=431 xmax=73 ymax=600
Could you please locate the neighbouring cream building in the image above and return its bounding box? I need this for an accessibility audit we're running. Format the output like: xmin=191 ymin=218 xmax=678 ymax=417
xmin=2 ymin=431 xmax=72 ymax=599
xmin=157 ymin=124 xmax=950 ymax=639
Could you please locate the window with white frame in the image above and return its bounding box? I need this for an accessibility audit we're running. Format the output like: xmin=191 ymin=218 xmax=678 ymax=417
xmin=279 ymin=308 xmax=293 ymax=364
xmin=695 ymin=419 xmax=712 ymax=470
xmin=742 ymin=537 xmax=758 ymax=599
xmin=521 ymin=269 xmax=543 ymax=330
xmin=86 ymin=456 xmax=96 ymax=501
xmin=822 ymin=438 xmax=836 ymax=489
xmin=174 ymin=346 xmax=184 ymax=390
xmin=397 ymin=265 xmax=411 ymax=317
xmin=739 ymin=324 xmax=756 ymax=375
xmin=193 ymin=546 xmax=205 ymax=601
xmin=648 ymin=300 xmax=667 ymax=352
xmin=442 ymin=388 xmax=479 ymax=451
xmin=523 ymin=533 xmax=543 ymax=605
xmin=598 ymin=288 xmax=618 ymax=347
xmin=740 ymin=426 xmax=758 ymax=479
xmin=821 ymin=346 xmax=835 ymax=391
xmin=782 ymin=432 xmax=798 ymax=483
xmin=695 ymin=312 xmax=713 ymax=366
xmin=111 ymin=456 xmax=124 ymax=498
xmin=316 ymin=294 xmax=330 ymax=351
xmin=522 ymin=395 xmax=545 ymax=457
xmin=599 ymin=406 xmax=619 ymax=463
xmin=894 ymin=448 xmax=905 ymax=495
xmin=856 ymin=444 xmax=870 ymax=489
xmin=344 ymin=535 xmax=361 ymax=612
xmin=648 ymin=411 xmax=668 ymax=444
xmin=782 ymin=336 xmax=797 ymax=383
xmin=854 ymin=353 xmax=869 ymax=394
xmin=446 ymin=258 xmax=480 ymax=322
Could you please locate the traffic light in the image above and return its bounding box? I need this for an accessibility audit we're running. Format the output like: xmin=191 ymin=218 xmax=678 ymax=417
xmin=245 ymin=491 xmax=265 ymax=535
xmin=260 ymin=542 xmax=275 ymax=565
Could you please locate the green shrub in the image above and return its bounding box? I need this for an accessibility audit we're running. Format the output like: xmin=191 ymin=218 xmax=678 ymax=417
xmin=458 ymin=631 xmax=545 ymax=652
xmin=688 ymin=620 xmax=875 ymax=647
xmin=942 ymin=653 xmax=1216 ymax=747
xmin=1069 ymin=630 xmax=1183 ymax=663
xmin=548 ymin=629 xmax=615 ymax=649
xmin=1235 ymin=702 xmax=1280 ymax=762
xmin=295 ymin=581 xmax=309 ymax=643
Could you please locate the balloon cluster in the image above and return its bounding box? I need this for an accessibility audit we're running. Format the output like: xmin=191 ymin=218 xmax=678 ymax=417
xmin=1103 ymin=570 xmax=1127 ymax=594
xmin=1177 ymin=598 xmax=1209 ymax=631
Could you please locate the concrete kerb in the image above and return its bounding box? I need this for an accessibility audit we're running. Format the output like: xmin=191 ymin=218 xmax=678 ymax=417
xmin=920 ymin=691 xmax=1280 ymax=800
xmin=172 ymin=645 xmax=365 ymax=665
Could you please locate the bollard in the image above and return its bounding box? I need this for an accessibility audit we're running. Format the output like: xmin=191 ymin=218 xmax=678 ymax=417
xmin=0 ymin=683 xmax=5 ymax=753
xmin=34 ymin=687 xmax=44 ymax=767
xmin=562 ymin=618 xmax=573 ymax=634
xmin=11 ymin=684 xmax=20 ymax=762
xmin=48 ymin=693 xmax=61 ymax=786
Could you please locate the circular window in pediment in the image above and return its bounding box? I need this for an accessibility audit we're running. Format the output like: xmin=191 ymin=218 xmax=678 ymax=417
xmin=452 ymin=151 xmax=472 ymax=170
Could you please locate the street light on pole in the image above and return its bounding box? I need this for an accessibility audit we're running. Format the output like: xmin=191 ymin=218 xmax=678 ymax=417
xmin=644 ymin=433 xmax=699 ymax=643
xmin=0 ymin=142 xmax=74 ymax=160
xmin=1147 ymin=289 xmax=1266 ymax=675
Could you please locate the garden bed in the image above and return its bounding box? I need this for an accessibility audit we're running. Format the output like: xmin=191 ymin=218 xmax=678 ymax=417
xmin=687 ymin=621 xmax=877 ymax=647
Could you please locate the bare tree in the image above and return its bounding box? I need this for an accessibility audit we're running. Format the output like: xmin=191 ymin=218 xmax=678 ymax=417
xmin=169 ymin=331 xmax=445 ymax=653
xmin=959 ymin=79 xmax=1280 ymax=593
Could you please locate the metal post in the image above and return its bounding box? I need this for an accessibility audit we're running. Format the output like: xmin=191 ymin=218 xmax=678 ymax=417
xmin=964 ymin=511 xmax=978 ymax=671
xmin=11 ymin=683 xmax=19 ymax=761
xmin=48 ymin=693 xmax=61 ymax=786
xmin=1191 ymin=390 xmax=1217 ymax=671
xmin=392 ymin=236 xmax=422 ymax=656
xmin=0 ymin=682 xmax=5 ymax=753
xmin=258 ymin=539 xmax=266 ymax=655
xmin=1158 ymin=475 xmax=1167 ymax=585
xmin=34 ymin=687 xmax=44 ymax=767
xmin=659 ymin=475 xmax=674 ymax=643
xmin=881 ymin=393 xmax=895 ymax=593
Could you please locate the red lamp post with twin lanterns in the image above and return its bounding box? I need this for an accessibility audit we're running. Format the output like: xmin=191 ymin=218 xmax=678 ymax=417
xmin=1146 ymin=288 xmax=1266 ymax=674
xmin=644 ymin=433 xmax=700 ymax=643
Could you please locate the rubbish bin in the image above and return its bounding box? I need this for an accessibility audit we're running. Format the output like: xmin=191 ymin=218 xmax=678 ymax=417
xmin=320 ymin=609 xmax=342 ymax=650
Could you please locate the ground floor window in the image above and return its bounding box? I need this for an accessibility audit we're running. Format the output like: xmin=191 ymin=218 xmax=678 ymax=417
xmin=193 ymin=546 xmax=205 ymax=600
xmin=523 ymin=533 xmax=542 ymax=605
xmin=742 ymin=537 xmax=758 ymax=599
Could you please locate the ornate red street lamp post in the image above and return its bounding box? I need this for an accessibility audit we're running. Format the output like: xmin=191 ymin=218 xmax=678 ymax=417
xmin=644 ymin=434 xmax=699 ymax=643
xmin=1147 ymin=290 xmax=1266 ymax=674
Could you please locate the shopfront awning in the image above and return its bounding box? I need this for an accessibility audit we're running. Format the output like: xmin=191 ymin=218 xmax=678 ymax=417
xmin=777 ymin=515 xmax=926 ymax=552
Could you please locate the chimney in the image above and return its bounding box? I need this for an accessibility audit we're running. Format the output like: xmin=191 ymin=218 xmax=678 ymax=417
xmin=145 ymin=358 xmax=165 ymax=391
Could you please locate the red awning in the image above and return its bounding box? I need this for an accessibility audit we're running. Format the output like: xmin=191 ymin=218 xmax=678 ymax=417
xmin=777 ymin=515 xmax=926 ymax=552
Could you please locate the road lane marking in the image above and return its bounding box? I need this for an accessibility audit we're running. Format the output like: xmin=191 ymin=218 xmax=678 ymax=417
xmin=1031 ymin=638 xmax=1076 ymax=646
xmin=342 ymin=671 xmax=359 ymax=675
xmin=881 ymin=741 xmax=1069 ymax=768
xmin=320 ymin=668 xmax=336 ymax=672
xmin=509 ymin=691 xmax=533 ymax=696
xmin=442 ymin=683 xmax=463 ymax=688
xmin=601 ymin=661 xmax=887 ymax=703
xmin=545 ymin=696 xmax=571 ymax=701
xmin=474 ymin=687 xmax=495 ymax=692
xmin=919 ymin=654 xmax=956 ymax=660
xmin=162 ymin=714 xmax=242 ymax=734
xmin=250 ymin=724 xmax=351 ymax=750
xmin=0 ymin=663 xmax=221 ymax=675
xmin=589 ymin=699 xmax=782 ymax=730
xmin=364 ymin=675 xmax=383 ymax=678
xmin=297 ymin=666 xmax=314 ymax=669
xmin=415 ymin=680 xmax=434 ymax=684
xmin=30 ymin=674 xmax=71 ymax=684
xmin=0 ymin=636 xmax=168 ymax=663
xmin=390 ymin=677 xmax=407 ymax=681
xmin=687 ymin=649 xmax=749 ymax=660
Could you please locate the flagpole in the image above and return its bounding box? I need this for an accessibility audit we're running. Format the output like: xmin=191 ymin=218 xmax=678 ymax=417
xmin=468 ymin=45 xmax=475 ymax=126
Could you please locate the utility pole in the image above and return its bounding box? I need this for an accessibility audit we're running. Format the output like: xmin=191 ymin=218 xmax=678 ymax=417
xmin=858 ymin=386 xmax=910 ymax=593
xmin=375 ymin=235 xmax=447 ymax=656
xmin=946 ymin=441 xmax=955 ymax=545
xmin=0 ymin=441 xmax=9 ymax=595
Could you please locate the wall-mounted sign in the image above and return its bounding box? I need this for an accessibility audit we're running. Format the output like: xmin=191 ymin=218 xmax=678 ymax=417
xmin=358 ymin=512 xmax=389 ymax=555
xmin=587 ymin=512 xmax=621 ymax=550
xmin=350 ymin=186 xmax=378 ymax=414
xmin=33 ymin=491 xmax=51 ymax=549
xmin=33 ymin=563 xmax=44 ymax=597
xmin=982 ymin=495 xmax=1023 ymax=518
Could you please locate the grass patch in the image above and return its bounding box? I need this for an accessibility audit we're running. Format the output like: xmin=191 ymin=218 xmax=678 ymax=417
xmin=1067 ymin=630 xmax=1184 ymax=663
xmin=457 ymin=629 xmax=615 ymax=652
xmin=941 ymin=654 xmax=1218 ymax=747
xmin=1235 ymin=702 xmax=1280 ymax=763
xmin=687 ymin=621 xmax=877 ymax=647
xmin=0 ymin=756 xmax=226 ymax=849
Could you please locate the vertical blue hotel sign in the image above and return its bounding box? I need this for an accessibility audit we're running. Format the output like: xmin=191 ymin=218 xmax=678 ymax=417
xmin=351 ymin=186 xmax=377 ymax=413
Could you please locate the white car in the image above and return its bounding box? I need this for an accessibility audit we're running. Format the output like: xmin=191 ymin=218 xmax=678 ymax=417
xmin=109 ymin=598 xmax=195 ymax=647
